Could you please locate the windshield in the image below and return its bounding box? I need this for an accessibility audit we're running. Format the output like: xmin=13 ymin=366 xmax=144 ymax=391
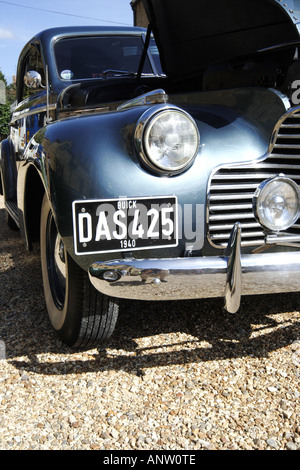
xmin=54 ymin=35 xmax=162 ymax=80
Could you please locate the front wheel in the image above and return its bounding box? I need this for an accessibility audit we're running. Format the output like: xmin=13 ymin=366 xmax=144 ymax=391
xmin=40 ymin=194 xmax=119 ymax=347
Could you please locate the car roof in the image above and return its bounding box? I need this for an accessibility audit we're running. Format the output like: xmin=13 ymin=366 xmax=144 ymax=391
xmin=35 ymin=25 xmax=147 ymax=43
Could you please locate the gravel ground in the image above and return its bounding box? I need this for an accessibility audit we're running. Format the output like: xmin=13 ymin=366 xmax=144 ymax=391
xmin=0 ymin=194 xmax=300 ymax=451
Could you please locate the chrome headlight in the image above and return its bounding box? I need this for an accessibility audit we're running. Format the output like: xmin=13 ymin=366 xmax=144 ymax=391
xmin=253 ymin=176 xmax=300 ymax=231
xmin=135 ymin=107 xmax=199 ymax=174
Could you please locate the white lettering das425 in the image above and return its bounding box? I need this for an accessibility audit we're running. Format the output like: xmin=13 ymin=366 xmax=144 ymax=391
xmin=72 ymin=196 xmax=178 ymax=254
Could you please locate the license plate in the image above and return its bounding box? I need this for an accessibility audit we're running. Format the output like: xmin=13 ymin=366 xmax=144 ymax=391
xmin=72 ymin=196 xmax=178 ymax=255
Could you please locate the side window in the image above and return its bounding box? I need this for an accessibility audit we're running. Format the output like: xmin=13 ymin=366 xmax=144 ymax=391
xmin=21 ymin=44 xmax=46 ymax=101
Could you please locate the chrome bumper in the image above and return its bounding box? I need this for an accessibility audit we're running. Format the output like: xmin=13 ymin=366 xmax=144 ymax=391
xmin=88 ymin=223 xmax=300 ymax=313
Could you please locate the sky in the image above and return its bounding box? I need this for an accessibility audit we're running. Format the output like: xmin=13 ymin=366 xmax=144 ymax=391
xmin=0 ymin=0 xmax=135 ymax=84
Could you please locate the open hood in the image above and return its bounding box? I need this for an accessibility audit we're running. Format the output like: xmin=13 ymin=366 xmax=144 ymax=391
xmin=142 ymin=0 xmax=300 ymax=80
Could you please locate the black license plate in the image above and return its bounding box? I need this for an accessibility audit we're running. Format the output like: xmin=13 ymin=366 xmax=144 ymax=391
xmin=73 ymin=196 xmax=178 ymax=255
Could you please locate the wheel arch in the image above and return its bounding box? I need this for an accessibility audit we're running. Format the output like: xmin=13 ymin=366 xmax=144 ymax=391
xmin=18 ymin=163 xmax=46 ymax=250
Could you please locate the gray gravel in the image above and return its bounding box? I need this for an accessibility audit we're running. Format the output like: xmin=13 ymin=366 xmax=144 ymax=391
xmin=0 ymin=195 xmax=300 ymax=450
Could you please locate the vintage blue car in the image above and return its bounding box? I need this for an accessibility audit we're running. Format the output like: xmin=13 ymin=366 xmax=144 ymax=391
xmin=2 ymin=0 xmax=300 ymax=347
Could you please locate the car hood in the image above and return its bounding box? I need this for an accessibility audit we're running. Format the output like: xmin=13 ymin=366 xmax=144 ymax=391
xmin=142 ymin=0 xmax=300 ymax=80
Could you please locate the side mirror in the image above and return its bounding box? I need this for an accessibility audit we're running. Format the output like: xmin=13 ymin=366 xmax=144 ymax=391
xmin=24 ymin=70 xmax=46 ymax=89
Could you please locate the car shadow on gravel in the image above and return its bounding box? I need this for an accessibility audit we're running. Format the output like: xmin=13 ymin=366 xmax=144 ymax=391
xmin=4 ymin=294 xmax=300 ymax=377
xmin=1 ymin=206 xmax=300 ymax=376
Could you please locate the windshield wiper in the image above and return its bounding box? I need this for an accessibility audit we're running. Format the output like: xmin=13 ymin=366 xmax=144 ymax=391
xmin=102 ymin=69 xmax=137 ymax=77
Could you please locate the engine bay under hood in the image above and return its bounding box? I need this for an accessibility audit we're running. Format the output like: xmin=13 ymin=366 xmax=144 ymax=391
xmin=142 ymin=0 xmax=300 ymax=81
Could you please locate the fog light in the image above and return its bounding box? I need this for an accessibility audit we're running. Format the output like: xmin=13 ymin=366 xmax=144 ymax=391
xmin=253 ymin=176 xmax=300 ymax=231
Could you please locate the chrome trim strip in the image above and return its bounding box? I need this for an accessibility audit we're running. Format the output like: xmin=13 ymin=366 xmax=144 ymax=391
xmin=267 ymin=88 xmax=291 ymax=111
xmin=59 ymin=106 xmax=110 ymax=117
xmin=89 ymin=224 xmax=300 ymax=307
xmin=117 ymin=89 xmax=168 ymax=110
xmin=46 ymin=65 xmax=50 ymax=122
xmin=11 ymin=103 xmax=57 ymax=123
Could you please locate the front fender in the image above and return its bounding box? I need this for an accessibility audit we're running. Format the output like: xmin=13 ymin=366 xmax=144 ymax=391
xmin=32 ymin=97 xmax=274 ymax=270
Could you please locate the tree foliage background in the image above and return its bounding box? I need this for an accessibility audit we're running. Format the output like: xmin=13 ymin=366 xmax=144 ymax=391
xmin=0 ymin=69 xmax=16 ymax=141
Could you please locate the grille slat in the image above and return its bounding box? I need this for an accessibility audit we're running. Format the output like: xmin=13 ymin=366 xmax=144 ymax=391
xmin=212 ymin=172 xmax=300 ymax=180
xmin=209 ymin=212 xmax=254 ymax=221
xmin=277 ymin=135 xmax=300 ymax=139
xmin=274 ymin=143 xmax=300 ymax=149
xmin=209 ymin=193 xmax=253 ymax=201
xmin=210 ymin=183 xmax=259 ymax=190
xmin=211 ymin=231 xmax=265 ymax=241
xmin=207 ymin=108 xmax=300 ymax=248
xmin=210 ymin=203 xmax=253 ymax=211
xmin=209 ymin=222 xmax=261 ymax=231
xmin=280 ymin=124 xmax=300 ymax=128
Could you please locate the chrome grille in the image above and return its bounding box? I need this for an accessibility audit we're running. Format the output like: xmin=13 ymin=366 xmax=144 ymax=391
xmin=207 ymin=109 xmax=300 ymax=248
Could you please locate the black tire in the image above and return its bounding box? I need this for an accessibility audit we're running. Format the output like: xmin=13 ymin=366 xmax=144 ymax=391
xmin=6 ymin=210 xmax=18 ymax=231
xmin=40 ymin=194 xmax=119 ymax=347
xmin=0 ymin=171 xmax=18 ymax=230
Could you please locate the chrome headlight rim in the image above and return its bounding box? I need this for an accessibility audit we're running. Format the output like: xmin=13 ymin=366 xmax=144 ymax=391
xmin=253 ymin=175 xmax=300 ymax=232
xmin=134 ymin=105 xmax=200 ymax=176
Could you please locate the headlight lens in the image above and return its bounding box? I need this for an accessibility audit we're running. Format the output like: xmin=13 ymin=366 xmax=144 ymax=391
xmin=253 ymin=176 xmax=300 ymax=231
xmin=142 ymin=109 xmax=199 ymax=173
